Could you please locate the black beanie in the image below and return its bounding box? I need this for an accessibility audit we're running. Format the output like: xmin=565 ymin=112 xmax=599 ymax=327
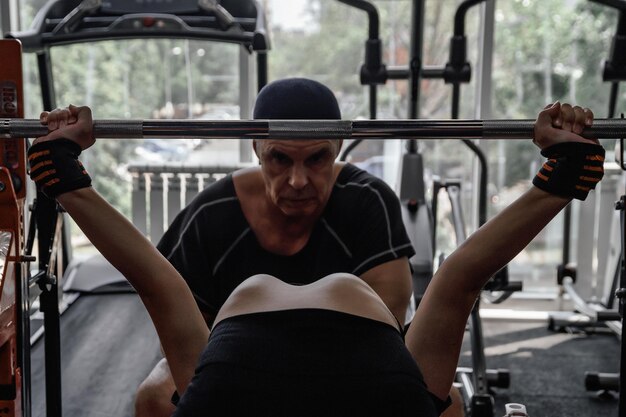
xmin=253 ymin=78 xmax=341 ymax=120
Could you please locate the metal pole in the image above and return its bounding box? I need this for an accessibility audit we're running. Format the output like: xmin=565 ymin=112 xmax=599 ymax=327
xmin=35 ymin=199 xmax=62 ymax=417
xmin=256 ymin=52 xmax=268 ymax=91
xmin=408 ymin=0 xmax=424 ymax=120
xmin=615 ymin=118 xmax=626 ymax=416
xmin=36 ymin=49 xmax=56 ymax=112
xmin=2 ymin=118 xmax=625 ymax=140
xmin=0 ymin=0 xmax=20 ymax=35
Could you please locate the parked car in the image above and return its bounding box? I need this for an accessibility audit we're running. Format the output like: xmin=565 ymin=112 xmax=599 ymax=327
xmin=134 ymin=139 xmax=191 ymax=163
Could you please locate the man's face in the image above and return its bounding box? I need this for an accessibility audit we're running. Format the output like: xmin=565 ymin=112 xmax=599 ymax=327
xmin=255 ymin=139 xmax=340 ymax=218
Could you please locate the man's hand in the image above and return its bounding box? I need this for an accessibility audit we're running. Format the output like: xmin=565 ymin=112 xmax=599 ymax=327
xmin=533 ymin=101 xmax=599 ymax=149
xmin=35 ymin=104 xmax=95 ymax=150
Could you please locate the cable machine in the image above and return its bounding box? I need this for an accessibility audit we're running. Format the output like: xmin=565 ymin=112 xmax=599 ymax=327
xmin=336 ymin=1 xmax=513 ymax=415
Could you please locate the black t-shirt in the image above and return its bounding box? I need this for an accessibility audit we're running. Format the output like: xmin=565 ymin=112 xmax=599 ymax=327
xmin=157 ymin=163 xmax=415 ymax=316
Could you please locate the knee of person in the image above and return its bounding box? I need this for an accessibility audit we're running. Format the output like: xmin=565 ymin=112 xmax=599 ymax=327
xmin=135 ymin=360 xmax=176 ymax=417
xmin=135 ymin=381 xmax=175 ymax=417
xmin=443 ymin=386 xmax=465 ymax=417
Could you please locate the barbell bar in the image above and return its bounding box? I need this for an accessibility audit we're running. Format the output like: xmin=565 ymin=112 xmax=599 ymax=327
xmin=1 ymin=118 xmax=625 ymax=140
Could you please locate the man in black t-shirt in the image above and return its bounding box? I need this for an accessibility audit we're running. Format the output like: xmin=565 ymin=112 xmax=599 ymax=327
xmin=156 ymin=162 xmax=415 ymax=318
xmin=135 ymin=78 xmax=463 ymax=417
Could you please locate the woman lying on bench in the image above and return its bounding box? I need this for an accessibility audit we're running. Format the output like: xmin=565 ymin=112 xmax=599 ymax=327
xmin=28 ymin=102 xmax=603 ymax=416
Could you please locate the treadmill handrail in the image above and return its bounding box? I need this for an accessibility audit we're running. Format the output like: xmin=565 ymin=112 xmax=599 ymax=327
xmin=5 ymin=0 xmax=270 ymax=53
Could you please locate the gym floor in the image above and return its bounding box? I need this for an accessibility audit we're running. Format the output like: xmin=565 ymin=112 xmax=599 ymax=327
xmin=460 ymin=299 xmax=620 ymax=417
xmin=30 ymin=294 xmax=161 ymax=417
xmin=29 ymin=294 xmax=620 ymax=417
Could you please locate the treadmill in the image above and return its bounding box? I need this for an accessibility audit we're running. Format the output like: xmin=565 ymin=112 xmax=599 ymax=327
xmin=4 ymin=1 xmax=269 ymax=416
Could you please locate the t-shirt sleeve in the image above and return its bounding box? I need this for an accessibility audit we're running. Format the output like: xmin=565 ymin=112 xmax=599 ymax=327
xmin=157 ymin=200 xmax=217 ymax=315
xmin=350 ymin=178 xmax=415 ymax=276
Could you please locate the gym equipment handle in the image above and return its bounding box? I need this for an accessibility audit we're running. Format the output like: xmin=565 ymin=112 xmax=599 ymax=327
xmin=1 ymin=118 xmax=625 ymax=140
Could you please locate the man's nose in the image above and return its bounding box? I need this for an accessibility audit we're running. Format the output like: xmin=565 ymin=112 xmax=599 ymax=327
xmin=288 ymin=164 xmax=309 ymax=189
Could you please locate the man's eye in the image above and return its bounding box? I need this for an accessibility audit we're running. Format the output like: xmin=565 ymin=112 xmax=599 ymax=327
xmin=271 ymin=152 xmax=289 ymax=164
xmin=307 ymin=151 xmax=329 ymax=165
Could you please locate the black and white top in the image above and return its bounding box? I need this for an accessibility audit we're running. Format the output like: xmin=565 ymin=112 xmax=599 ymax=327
xmin=157 ymin=163 xmax=416 ymax=316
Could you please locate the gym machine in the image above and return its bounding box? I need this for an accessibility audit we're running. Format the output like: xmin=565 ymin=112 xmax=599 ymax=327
xmin=547 ymin=0 xmax=626 ymax=407
xmin=3 ymin=1 xmax=270 ymax=416
xmin=0 ymin=39 xmax=30 ymax=417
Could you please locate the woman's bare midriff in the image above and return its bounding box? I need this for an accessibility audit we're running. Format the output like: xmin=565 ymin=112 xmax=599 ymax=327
xmin=213 ymin=273 xmax=401 ymax=331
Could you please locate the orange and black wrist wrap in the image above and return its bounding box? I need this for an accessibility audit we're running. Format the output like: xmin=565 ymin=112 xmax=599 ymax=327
xmin=27 ymin=139 xmax=92 ymax=199
xmin=532 ymin=142 xmax=605 ymax=201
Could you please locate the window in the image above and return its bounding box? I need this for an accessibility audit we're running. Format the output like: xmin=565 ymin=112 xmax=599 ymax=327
xmin=16 ymin=0 xmax=624 ymax=296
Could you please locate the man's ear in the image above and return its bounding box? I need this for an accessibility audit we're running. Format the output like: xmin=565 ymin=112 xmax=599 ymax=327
xmin=253 ymin=139 xmax=259 ymax=157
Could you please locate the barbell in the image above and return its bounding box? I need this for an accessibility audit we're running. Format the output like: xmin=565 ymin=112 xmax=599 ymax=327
xmin=1 ymin=118 xmax=625 ymax=140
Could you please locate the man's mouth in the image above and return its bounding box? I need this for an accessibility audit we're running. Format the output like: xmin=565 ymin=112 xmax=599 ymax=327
xmin=284 ymin=197 xmax=314 ymax=206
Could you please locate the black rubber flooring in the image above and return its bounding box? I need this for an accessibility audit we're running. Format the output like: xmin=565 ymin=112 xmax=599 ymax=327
xmin=29 ymin=294 xmax=622 ymax=417
xmin=460 ymin=318 xmax=621 ymax=417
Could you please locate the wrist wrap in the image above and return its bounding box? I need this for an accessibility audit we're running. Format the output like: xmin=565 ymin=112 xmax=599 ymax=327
xmin=532 ymin=142 xmax=605 ymax=201
xmin=27 ymin=139 xmax=92 ymax=199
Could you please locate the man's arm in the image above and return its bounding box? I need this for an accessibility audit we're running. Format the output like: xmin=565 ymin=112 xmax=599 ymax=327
xmin=360 ymin=258 xmax=412 ymax=322
xmin=345 ymin=170 xmax=416 ymax=322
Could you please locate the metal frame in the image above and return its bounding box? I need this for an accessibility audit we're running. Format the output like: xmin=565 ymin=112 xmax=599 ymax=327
xmin=0 ymin=0 xmax=20 ymax=36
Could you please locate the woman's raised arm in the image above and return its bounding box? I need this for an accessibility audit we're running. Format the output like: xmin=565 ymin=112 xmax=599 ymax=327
xmin=30 ymin=105 xmax=209 ymax=396
xmin=406 ymin=102 xmax=605 ymax=400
